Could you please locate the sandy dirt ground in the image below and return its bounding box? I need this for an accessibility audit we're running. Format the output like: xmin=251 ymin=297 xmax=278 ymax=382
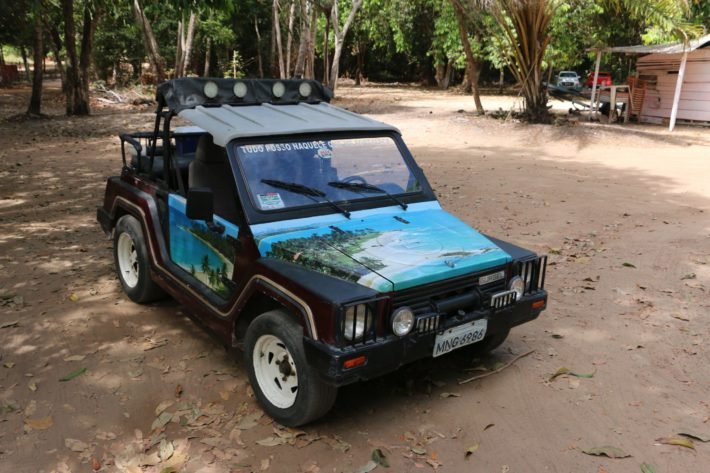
xmin=1 ymin=81 xmax=709 ymax=473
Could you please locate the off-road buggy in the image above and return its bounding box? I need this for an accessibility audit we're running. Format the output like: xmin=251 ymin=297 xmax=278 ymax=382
xmin=97 ymin=78 xmax=548 ymax=426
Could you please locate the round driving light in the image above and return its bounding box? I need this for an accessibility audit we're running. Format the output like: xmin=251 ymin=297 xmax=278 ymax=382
xmin=391 ymin=307 xmax=415 ymax=337
xmin=233 ymin=81 xmax=248 ymax=98
xmin=272 ymin=81 xmax=286 ymax=98
xmin=509 ymin=276 xmax=524 ymax=300
xmin=298 ymin=81 xmax=312 ymax=97
xmin=203 ymin=81 xmax=219 ymax=99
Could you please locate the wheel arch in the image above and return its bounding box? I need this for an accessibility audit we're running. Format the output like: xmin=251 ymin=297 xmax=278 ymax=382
xmin=233 ymin=281 xmax=314 ymax=347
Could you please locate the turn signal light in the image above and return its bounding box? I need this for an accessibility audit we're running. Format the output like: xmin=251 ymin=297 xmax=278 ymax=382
xmin=532 ymin=300 xmax=546 ymax=309
xmin=343 ymin=356 xmax=367 ymax=370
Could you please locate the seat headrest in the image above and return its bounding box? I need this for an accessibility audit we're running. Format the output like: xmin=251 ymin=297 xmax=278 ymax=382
xmin=195 ymin=134 xmax=226 ymax=164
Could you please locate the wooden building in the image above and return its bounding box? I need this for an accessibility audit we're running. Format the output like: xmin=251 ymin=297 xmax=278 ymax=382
xmin=592 ymin=34 xmax=710 ymax=131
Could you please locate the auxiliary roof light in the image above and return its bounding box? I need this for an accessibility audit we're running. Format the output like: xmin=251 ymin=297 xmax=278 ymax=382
xmin=233 ymin=81 xmax=248 ymax=98
xmin=298 ymin=81 xmax=312 ymax=98
xmin=272 ymin=81 xmax=286 ymax=98
xmin=203 ymin=81 xmax=219 ymax=99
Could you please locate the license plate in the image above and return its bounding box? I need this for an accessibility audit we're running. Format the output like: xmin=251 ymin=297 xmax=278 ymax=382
xmin=433 ymin=319 xmax=487 ymax=358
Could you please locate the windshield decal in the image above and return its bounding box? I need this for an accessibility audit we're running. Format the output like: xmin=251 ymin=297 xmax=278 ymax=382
xmin=257 ymin=192 xmax=285 ymax=210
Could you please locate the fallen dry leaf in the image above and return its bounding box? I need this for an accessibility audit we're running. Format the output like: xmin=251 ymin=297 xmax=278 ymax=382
xmin=354 ymin=460 xmax=377 ymax=473
xmin=582 ymin=446 xmax=631 ymax=458
xmin=678 ymin=431 xmax=710 ymax=442
xmin=465 ymin=443 xmax=479 ymax=457
xmin=154 ymin=400 xmax=174 ymax=416
xmin=25 ymin=416 xmax=53 ymax=430
xmin=640 ymin=463 xmax=656 ymax=473
xmin=372 ymin=448 xmax=389 ymax=467
xmin=65 ymin=438 xmax=89 ymax=452
xmin=63 ymin=354 xmax=86 ymax=362
xmin=656 ymin=436 xmax=695 ymax=449
xmin=440 ymin=392 xmax=461 ymax=398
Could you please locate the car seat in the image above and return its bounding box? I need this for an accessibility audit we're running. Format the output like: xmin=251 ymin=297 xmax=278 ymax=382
xmin=188 ymin=134 xmax=240 ymax=222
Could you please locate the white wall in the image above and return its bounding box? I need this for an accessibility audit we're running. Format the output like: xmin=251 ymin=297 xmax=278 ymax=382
xmin=638 ymin=48 xmax=710 ymax=122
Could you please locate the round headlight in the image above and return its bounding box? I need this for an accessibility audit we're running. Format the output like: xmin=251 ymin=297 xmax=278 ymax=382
xmin=343 ymin=304 xmax=372 ymax=341
xmin=233 ymin=81 xmax=248 ymax=98
xmin=272 ymin=81 xmax=286 ymax=98
xmin=298 ymin=81 xmax=312 ymax=97
xmin=509 ymin=276 xmax=524 ymax=300
xmin=203 ymin=81 xmax=219 ymax=99
xmin=391 ymin=307 xmax=414 ymax=337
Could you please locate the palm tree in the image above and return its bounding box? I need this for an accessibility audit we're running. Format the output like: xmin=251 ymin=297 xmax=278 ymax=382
xmin=488 ymin=0 xmax=556 ymax=122
xmin=485 ymin=0 xmax=698 ymax=123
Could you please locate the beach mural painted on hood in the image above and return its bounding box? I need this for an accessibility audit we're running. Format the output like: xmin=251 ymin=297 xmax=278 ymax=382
xmin=252 ymin=202 xmax=512 ymax=292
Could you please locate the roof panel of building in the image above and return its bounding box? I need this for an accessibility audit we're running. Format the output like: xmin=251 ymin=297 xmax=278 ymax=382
xmin=178 ymin=102 xmax=399 ymax=146
xmin=595 ymin=33 xmax=710 ymax=55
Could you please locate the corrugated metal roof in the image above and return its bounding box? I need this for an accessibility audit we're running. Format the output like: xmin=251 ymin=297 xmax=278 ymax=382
xmin=594 ymin=33 xmax=710 ymax=55
xmin=178 ymin=102 xmax=399 ymax=146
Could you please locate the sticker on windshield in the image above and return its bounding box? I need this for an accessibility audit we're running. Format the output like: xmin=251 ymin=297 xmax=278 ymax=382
xmin=257 ymin=192 xmax=285 ymax=210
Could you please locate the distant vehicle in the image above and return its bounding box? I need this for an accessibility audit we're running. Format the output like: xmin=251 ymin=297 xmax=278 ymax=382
xmin=556 ymin=71 xmax=580 ymax=88
xmin=585 ymin=71 xmax=613 ymax=88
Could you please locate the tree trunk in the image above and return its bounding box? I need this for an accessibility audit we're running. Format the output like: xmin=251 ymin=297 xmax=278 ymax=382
xmin=307 ymin=5 xmax=316 ymax=79
xmin=27 ymin=1 xmax=43 ymax=116
xmin=355 ymin=41 xmax=365 ymax=86
xmin=175 ymin=18 xmax=183 ymax=77
xmin=254 ymin=17 xmax=264 ymax=78
xmin=286 ymin=0 xmax=296 ymax=77
xmin=203 ymin=38 xmax=211 ymax=76
xmin=451 ymin=0 xmax=483 ymax=114
xmin=322 ymin=9 xmax=331 ymax=85
xmin=62 ymin=0 xmax=80 ymax=115
xmin=20 ymin=46 xmax=31 ymax=82
xmin=76 ymin=3 xmax=99 ymax=115
xmin=45 ymin=23 xmax=66 ymax=91
xmin=132 ymin=0 xmax=165 ymax=83
xmin=182 ymin=12 xmax=197 ymax=76
xmin=273 ymin=0 xmax=286 ymax=78
xmin=328 ymin=0 xmax=363 ymax=92
xmin=293 ymin=0 xmax=309 ymax=78
xmin=498 ymin=68 xmax=504 ymax=94
xmin=493 ymin=0 xmax=553 ymax=122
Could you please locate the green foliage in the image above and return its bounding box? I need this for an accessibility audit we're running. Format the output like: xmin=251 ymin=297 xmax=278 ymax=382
xmin=223 ymin=50 xmax=245 ymax=78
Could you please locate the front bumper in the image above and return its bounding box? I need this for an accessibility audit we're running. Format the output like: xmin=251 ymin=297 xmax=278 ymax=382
xmin=304 ymin=292 xmax=547 ymax=386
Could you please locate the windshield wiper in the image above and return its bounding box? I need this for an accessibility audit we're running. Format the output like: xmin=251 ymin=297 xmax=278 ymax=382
xmin=261 ymin=179 xmax=351 ymax=218
xmin=328 ymin=180 xmax=408 ymax=211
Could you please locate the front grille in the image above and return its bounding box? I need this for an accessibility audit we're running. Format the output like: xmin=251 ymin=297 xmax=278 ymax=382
xmin=391 ymin=269 xmax=507 ymax=317
xmin=490 ymin=289 xmax=517 ymax=310
xmin=416 ymin=314 xmax=441 ymax=334
xmin=518 ymin=256 xmax=547 ymax=295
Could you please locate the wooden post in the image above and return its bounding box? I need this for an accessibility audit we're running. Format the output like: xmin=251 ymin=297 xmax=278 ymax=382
xmin=589 ymin=50 xmax=602 ymax=119
xmin=669 ymin=49 xmax=689 ymax=132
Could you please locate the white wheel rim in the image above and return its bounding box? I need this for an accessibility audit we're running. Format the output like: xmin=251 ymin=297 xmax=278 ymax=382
xmin=253 ymin=334 xmax=299 ymax=409
xmin=117 ymin=232 xmax=139 ymax=288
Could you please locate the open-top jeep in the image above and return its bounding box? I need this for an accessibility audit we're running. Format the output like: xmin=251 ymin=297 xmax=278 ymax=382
xmin=97 ymin=78 xmax=548 ymax=426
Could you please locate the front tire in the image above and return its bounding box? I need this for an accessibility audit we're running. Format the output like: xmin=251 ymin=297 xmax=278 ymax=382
xmin=245 ymin=310 xmax=337 ymax=426
xmin=113 ymin=215 xmax=165 ymax=303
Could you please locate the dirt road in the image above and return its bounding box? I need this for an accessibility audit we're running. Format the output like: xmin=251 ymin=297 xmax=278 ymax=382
xmin=1 ymin=83 xmax=709 ymax=473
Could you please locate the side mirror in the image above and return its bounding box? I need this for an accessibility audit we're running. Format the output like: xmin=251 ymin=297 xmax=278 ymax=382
xmin=186 ymin=187 xmax=214 ymax=222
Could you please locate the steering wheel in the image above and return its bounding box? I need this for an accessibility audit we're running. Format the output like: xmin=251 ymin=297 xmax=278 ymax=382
xmin=342 ymin=175 xmax=368 ymax=185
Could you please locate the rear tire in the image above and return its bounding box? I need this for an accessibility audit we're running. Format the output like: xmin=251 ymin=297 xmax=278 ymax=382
xmin=113 ymin=215 xmax=165 ymax=303
xmin=245 ymin=310 xmax=337 ymax=427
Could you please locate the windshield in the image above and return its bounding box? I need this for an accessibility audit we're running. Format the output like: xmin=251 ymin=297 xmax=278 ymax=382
xmin=234 ymin=136 xmax=421 ymax=212
xmin=559 ymin=72 xmax=576 ymax=78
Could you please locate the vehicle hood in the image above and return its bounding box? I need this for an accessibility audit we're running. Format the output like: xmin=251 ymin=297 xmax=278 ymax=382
xmin=251 ymin=202 xmax=512 ymax=292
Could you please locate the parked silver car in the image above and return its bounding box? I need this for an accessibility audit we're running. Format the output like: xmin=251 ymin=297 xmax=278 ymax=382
xmin=556 ymin=71 xmax=580 ymax=88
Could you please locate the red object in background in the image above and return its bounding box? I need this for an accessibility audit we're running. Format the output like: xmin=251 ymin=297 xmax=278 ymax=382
xmin=0 ymin=65 xmax=19 ymax=84
xmin=585 ymin=71 xmax=613 ymax=87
